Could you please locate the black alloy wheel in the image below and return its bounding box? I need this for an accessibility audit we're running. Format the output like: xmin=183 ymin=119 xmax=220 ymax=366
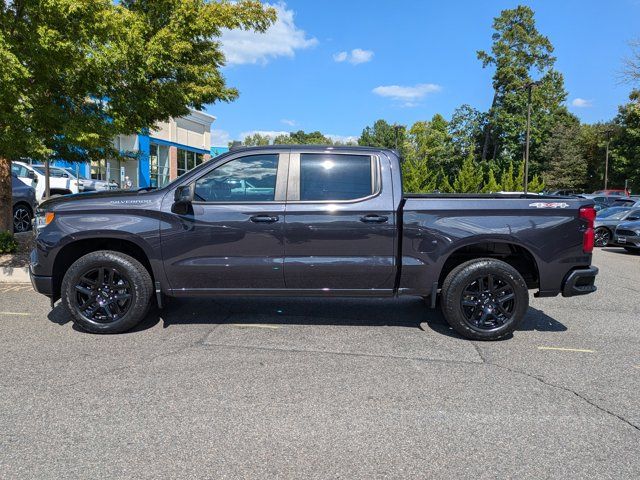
xmin=13 ymin=205 xmax=32 ymax=233
xmin=594 ymin=227 xmax=610 ymax=247
xmin=460 ymin=274 xmax=516 ymax=331
xmin=74 ymin=267 xmax=134 ymax=323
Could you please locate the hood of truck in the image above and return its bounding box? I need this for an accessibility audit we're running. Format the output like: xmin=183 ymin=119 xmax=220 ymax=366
xmin=38 ymin=189 xmax=166 ymax=212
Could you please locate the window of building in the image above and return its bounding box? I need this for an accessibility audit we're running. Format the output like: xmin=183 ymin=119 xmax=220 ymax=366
xmin=150 ymin=144 xmax=170 ymax=188
xmin=177 ymin=149 xmax=206 ymax=177
xmin=194 ymin=154 xmax=279 ymax=202
xmin=299 ymin=154 xmax=374 ymax=201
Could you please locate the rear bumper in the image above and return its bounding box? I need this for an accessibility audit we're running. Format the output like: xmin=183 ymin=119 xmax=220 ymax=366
xmin=562 ymin=266 xmax=598 ymax=297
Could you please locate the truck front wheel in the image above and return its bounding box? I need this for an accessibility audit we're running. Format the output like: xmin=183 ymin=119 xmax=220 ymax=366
xmin=440 ymin=258 xmax=529 ymax=341
xmin=61 ymin=251 xmax=153 ymax=334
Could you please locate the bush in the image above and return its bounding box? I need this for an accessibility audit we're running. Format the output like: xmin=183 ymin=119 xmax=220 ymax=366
xmin=0 ymin=231 xmax=18 ymax=254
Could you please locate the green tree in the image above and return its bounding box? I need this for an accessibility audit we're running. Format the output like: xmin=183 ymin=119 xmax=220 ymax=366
xmin=242 ymin=133 xmax=272 ymax=146
xmin=0 ymin=0 xmax=276 ymax=232
xmin=540 ymin=120 xmax=588 ymax=190
xmin=359 ymin=119 xmax=406 ymax=156
xmin=611 ymin=90 xmax=640 ymax=191
xmin=453 ymin=154 xmax=483 ymax=193
xmin=406 ymin=115 xmax=455 ymax=175
xmin=528 ymin=174 xmax=545 ymax=193
xmin=482 ymin=167 xmax=501 ymax=193
xmin=477 ymin=5 xmax=568 ymax=165
xmin=438 ymin=169 xmax=455 ymax=193
xmin=449 ymin=104 xmax=484 ymax=160
xmin=401 ymin=157 xmax=437 ymax=193
xmin=500 ymin=162 xmax=516 ymax=191
xmin=274 ymin=130 xmax=333 ymax=145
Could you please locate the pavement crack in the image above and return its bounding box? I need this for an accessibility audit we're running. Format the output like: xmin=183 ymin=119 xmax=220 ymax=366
xmin=201 ymin=342 xmax=483 ymax=366
xmin=471 ymin=342 xmax=487 ymax=363
xmin=487 ymin=361 xmax=640 ymax=433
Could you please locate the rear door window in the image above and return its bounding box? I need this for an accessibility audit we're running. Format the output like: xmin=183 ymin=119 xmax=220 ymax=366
xmin=299 ymin=154 xmax=375 ymax=201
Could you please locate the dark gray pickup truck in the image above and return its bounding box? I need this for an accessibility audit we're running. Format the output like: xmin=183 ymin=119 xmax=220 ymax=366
xmin=30 ymin=146 xmax=598 ymax=340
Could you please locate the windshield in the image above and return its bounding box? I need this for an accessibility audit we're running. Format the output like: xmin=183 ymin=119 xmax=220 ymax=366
xmin=596 ymin=207 xmax=630 ymax=219
xmin=63 ymin=168 xmax=86 ymax=179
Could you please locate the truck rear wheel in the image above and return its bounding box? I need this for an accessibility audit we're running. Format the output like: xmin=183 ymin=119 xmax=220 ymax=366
xmin=440 ymin=258 xmax=529 ymax=341
xmin=61 ymin=251 xmax=152 ymax=334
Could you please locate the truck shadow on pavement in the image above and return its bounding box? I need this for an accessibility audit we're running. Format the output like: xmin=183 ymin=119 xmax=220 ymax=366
xmin=48 ymin=296 xmax=567 ymax=339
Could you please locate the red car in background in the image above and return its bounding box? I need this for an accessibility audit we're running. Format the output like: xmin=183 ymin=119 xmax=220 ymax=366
xmin=593 ymin=189 xmax=631 ymax=196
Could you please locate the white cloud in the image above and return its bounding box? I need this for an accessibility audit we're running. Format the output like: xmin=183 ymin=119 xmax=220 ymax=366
xmin=333 ymin=48 xmax=374 ymax=65
xmin=281 ymin=119 xmax=297 ymax=126
xmin=571 ymin=98 xmax=593 ymax=108
xmin=240 ymin=130 xmax=289 ymax=141
xmin=327 ymin=134 xmax=359 ymax=145
xmin=211 ymin=129 xmax=231 ymax=146
xmin=372 ymin=83 xmax=442 ymax=105
xmin=220 ymin=2 xmax=318 ymax=65
xmin=333 ymin=51 xmax=348 ymax=62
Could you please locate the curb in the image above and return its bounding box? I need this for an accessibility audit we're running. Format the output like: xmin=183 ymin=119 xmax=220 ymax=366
xmin=0 ymin=266 xmax=31 ymax=283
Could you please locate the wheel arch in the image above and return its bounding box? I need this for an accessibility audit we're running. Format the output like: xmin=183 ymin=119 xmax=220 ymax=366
xmin=52 ymin=236 xmax=157 ymax=299
xmin=437 ymin=240 xmax=540 ymax=290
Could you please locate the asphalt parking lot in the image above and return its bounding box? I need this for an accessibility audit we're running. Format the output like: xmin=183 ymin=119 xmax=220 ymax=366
xmin=1 ymin=248 xmax=639 ymax=479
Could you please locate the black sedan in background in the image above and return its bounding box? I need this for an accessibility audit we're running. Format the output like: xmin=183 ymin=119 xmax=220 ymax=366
xmin=594 ymin=207 xmax=640 ymax=247
xmin=11 ymin=173 xmax=37 ymax=233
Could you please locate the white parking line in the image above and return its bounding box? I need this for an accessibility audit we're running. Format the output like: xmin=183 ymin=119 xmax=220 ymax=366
xmin=231 ymin=324 xmax=280 ymax=330
xmin=537 ymin=346 xmax=595 ymax=353
xmin=0 ymin=312 xmax=30 ymax=316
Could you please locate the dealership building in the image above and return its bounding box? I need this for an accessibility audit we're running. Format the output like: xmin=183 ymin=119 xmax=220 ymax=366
xmin=55 ymin=109 xmax=227 ymax=189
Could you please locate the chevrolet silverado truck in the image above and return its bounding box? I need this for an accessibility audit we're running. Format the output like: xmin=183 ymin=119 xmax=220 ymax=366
xmin=30 ymin=146 xmax=598 ymax=340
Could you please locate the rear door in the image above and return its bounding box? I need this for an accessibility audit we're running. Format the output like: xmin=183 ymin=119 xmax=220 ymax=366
xmin=282 ymin=150 xmax=397 ymax=293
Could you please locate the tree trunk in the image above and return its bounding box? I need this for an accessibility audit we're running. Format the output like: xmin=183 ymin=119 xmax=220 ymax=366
xmin=481 ymin=91 xmax=498 ymax=162
xmin=0 ymin=157 xmax=13 ymax=233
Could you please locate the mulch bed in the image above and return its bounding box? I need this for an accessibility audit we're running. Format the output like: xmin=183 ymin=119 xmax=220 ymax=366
xmin=0 ymin=232 xmax=34 ymax=268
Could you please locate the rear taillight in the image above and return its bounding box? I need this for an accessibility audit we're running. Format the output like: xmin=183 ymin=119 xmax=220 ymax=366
xmin=580 ymin=206 xmax=596 ymax=253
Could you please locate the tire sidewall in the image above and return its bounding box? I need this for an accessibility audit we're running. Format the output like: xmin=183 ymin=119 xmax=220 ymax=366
xmin=62 ymin=251 xmax=151 ymax=333
xmin=442 ymin=259 xmax=529 ymax=340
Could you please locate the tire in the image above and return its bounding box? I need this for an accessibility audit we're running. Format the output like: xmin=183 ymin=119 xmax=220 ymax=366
xmin=61 ymin=250 xmax=153 ymax=334
xmin=594 ymin=227 xmax=611 ymax=247
xmin=13 ymin=203 xmax=33 ymax=233
xmin=440 ymin=258 xmax=529 ymax=341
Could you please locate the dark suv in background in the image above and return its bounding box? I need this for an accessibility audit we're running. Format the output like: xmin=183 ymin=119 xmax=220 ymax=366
xmin=11 ymin=173 xmax=37 ymax=233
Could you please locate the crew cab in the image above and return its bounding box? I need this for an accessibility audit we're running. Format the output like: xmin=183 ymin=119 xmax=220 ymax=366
xmin=30 ymin=146 xmax=598 ymax=340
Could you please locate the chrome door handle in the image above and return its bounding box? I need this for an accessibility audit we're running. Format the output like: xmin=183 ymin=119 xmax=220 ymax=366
xmin=360 ymin=214 xmax=388 ymax=223
xmin=250 ymin=215 xmax=279 ymax=223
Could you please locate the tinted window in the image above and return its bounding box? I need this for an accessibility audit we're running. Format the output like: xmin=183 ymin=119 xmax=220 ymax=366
xmin=194 ymin=154 xmax=278 ymax=202
xmin=299 ymin=154 xmax=373 ymax=201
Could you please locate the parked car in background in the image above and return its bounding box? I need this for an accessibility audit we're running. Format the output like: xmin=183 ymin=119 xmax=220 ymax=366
xmin=594 ymin=207 xmax=640 ymax=247
xmin=548 ymin=189 xmax=580 ymax=196
xmin=12 ymin=161 xmax=80 ymax=201
xmin=615 ymin=220 xmax=640 ymax=253
xmin=62 ymin=167 xmax=116 ymax=192
xmin=611 ymin=197 xmax=637 ymax=207
xmin=592 ymin=189 xmax=630 ymax=196
xmin=11 ymin=173 xmax=37 ymax=233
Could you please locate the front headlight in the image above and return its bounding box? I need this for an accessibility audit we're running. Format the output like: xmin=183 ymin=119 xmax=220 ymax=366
xmin=35 ymin=211 xmax=55 ymax=229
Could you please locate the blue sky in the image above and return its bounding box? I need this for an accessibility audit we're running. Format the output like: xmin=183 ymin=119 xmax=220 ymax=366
xmin=205 ymin=0 xmax=640 ymax=146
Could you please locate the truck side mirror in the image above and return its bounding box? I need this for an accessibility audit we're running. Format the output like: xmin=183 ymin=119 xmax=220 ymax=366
xmin=172 ymin=184 xmax=194 ymax=215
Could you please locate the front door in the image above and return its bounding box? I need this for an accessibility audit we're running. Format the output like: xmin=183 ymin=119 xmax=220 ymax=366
xmin=283 ymin=151 xmax=397 ymax=293
xmin=161 ymin=152 xmax=288 ymax=292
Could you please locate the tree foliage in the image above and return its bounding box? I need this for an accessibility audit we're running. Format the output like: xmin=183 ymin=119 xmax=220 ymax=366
xmin=0 ymin=0 xmax=276 ymax=232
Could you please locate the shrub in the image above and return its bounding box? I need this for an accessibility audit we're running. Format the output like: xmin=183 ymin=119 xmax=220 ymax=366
xmin=0 ymin=231 xmax=18 ymax=254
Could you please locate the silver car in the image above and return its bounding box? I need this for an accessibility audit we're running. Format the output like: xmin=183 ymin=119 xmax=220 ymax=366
xmin=594 ymin=207 xmax=640 ymax=247
xmin=615 ymin=220 xmax=640 ymax=253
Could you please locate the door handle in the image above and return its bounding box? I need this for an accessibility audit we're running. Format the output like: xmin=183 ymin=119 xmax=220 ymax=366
xmin=360 ymin=214 xmax=388 ymax=223
xmin=250 ymin=215 xmax=279 ymax=223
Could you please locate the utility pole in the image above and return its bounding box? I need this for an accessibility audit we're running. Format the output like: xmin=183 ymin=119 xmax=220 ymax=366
xmin=523 ymin=80 xmax=540 ymax=194
xmin=604 ymin=132 xmax=611 ymax=190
